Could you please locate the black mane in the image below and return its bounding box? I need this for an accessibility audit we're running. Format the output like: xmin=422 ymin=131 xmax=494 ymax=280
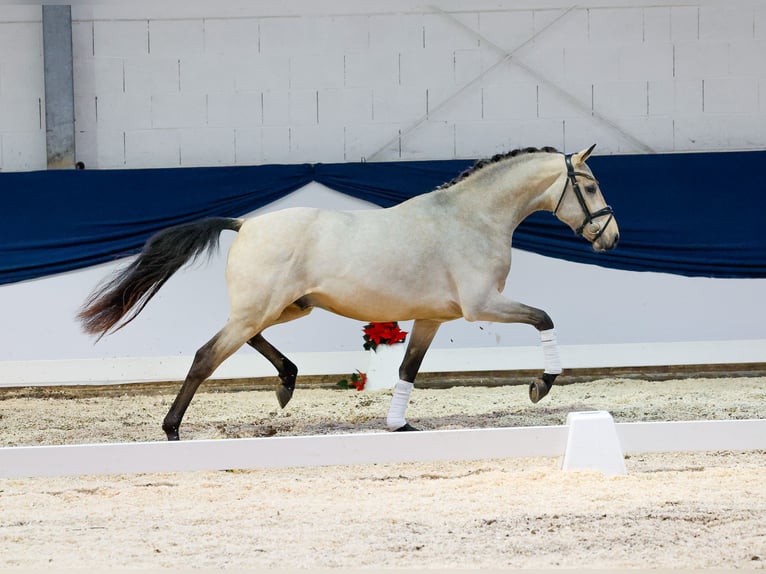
xmin=438 ymin=146 xmax=560 ymax=190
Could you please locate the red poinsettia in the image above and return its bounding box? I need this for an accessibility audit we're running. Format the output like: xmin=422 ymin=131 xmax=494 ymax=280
xmin=362 ymin=322 xmax=408 ymax=351
xmin=337 ymin=370 xmax=367 ymax=391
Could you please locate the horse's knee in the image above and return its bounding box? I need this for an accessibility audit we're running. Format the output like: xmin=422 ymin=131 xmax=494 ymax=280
xmin=533 ymin=311 xmax=554 ymax=331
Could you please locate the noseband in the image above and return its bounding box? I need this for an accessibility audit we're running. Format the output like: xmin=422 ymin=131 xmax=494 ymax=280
xmin=553 ymin=154 xmax=614 ymax=241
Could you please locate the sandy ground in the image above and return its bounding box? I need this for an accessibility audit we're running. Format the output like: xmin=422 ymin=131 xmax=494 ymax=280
xmin=1 ymin=375 xmax=765 ymax=569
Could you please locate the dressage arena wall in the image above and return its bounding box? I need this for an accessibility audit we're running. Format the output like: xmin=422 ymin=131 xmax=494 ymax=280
xmin=1 ymin=1 xmax=764 ymax=376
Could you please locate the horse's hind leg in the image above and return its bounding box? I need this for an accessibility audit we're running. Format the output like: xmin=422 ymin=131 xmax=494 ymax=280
xmin=162 ymin=321 xmax=254 ymax=441
xmin=248 ymin=333 xmax=297 ymax=408
xmin=387 ymin=319 xmax=441 ymax=432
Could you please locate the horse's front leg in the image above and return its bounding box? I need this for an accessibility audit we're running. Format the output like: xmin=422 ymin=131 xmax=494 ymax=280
xmin=386 ymin=318 xmax=442 ymax=432
xmin=462 ymin=293 xmax=561 ymax=403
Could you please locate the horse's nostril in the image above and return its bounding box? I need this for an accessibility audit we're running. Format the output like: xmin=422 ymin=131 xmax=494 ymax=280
xmin=613 ymin=233 xmax=620 ymax=247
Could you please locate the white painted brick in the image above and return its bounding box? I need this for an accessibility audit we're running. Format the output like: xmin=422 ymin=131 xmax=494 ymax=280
xmin=288 ymin=124 xmax=345 ymax=163
xmin=290 ymin=52 xmax=344 ymax=89
xmin=454 ymin=49 xmax=483 ymax=85
xmin=208 ymin=92 xmax=262 ymax=127
xmin=233 ymin=127 xmax=261 ymax=165
xmin=261 ymin=89 xmax=288 ymax=125
xmin=588 ymin=8 xmax=644 ymax=44
xmin=0 ymin=95 xmax=40 ymax=131
xmin=670 ymin=7 xmax=698 ymax=41
xmin=724 ymin=114 xmax=766 ymax=148
xmin=94 ymin=20 xmax=148 ymax=57
xmin=423 ymin=12 xmax=479 ymax=50
xmin=344 ymin=122 xmax=402 ymax=162
xmin=563 ymin=118 xmax=623 ymax=154
xmin=0 ymin=6 xmax=40 ymax=22
xmin=125 ymin=129 xmax=180 ymax=167
xmin=643 ymin=7 xmax=670 ymax=42
xmin=593 ymin=82 xmax=647 ymax=117
xmin=517 ymin=41 xmax=564 ymax=81
xmin=369 ymin=14 xmax=423 ymax=51
xmin=234 ymin=54 xmax=290 ymax=92
xmin=258 ymin=17 xmax=307 ymax=54
xmin=261 ymin=126 xmax=290 ymax=163
xmin=729 ymin=41 xmax=766 ymax=77
xmin=400 ymin=120 xmax=454 ymax=160
xmin=72 ymin=21 xmax=93 ymax=58
xmin=563 ymin=43 xmax=620 ymax=83
xmin=477 ymin=10 xmax=534 ymax=52
xmin=318 ymin=88 xmax=372 ymax=124
xmin=1 ymin=57 xmax=43 ymax=97
xmin=399 ymin=49 xmax=454 ymax=88
xmin=203 ymin=17 xmax=258 ymax=55
xmin=537 ymin=81 xmax=591 ymax=119
xmin=699 ymin=6 xmax=754 ymax=41
xmin=73 ymin=57 xmax=124 ymax=95
xmin=1 ymin=131 xmax=45 ymax=171
xmin=179 ymin=127 xmax=235 ymax=166
xmin=151 ymin=93 xmax=206 ymax=128
xmin=372 ymin=87 xmax=426 ymax=123
xmin=179 ymin=55 xmax=237 ymax=94
xmin=673 ymin=116 xmax=733 ymax=150
xmin=619 ymin=43 xmax=674 ymax=81
xmin=312 ymin=15 xmax=369 ymax=52
xmin=673 ymin=42 xmax=728 ymax=79
xmin=614 ymin=116 xmax=675 ymax=152
xmin=344 ymin=50 xmax=399 ymax=89
xmin=704 ymin=77 xmax=758 ymax=114
xmin=74 ymin=95 xmax=96 ymax=132
xmin=149 ymin=19 xmax=204 ymax=56
xmin=757 ymin=6 xmax=766 ymax=39
xmin=647 ymin=79 xmax=703 ymax=116
xmin=74 ymin=129 xmax=125 ymax=168
xmin=454 ymin=119 xmax=564 ymax=159
xmin=427 ymin=86 xmax=481 ymax=122
xmin=532 ymin=8 xmax=589 ymax=48
xmin=235 ymin=126 xmax=291 ymax=164
xmin=482 ymin=53 xmax=543 ymax=86
xmin=761 ymin=78 xmax=766 ymax=112
xmin=96 ymin=93 xmax=151 ymax=129
xmin=124 ymin=56 xmax=179 ymax=95
xmin=262 ymin=89 xmax=317 ymax=125
xmin=482 ymin=83 xmax=537 ymax=120
xmin=0 ymin=22 xmax=42 ymax=58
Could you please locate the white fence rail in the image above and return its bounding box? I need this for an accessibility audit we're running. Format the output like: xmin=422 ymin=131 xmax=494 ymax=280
xmin=2 ymin=416 xmax=764 ymax=480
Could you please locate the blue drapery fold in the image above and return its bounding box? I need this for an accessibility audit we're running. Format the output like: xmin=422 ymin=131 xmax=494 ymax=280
xmin=2 ymin=150 xmax=764 ymax=285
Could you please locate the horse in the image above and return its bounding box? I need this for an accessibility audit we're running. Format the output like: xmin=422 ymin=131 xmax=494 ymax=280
xmin=78 ymin=144 xmax=619 ymax=441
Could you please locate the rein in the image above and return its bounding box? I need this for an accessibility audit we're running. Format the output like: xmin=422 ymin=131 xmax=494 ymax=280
xmin=553 ymin=154 xmax=614 ymax=241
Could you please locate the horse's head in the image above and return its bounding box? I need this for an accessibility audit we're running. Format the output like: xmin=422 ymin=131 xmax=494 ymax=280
xmin=553 ymin=144 xmax=619 ymax=252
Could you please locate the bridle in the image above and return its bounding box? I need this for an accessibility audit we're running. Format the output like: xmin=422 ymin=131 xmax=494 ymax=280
xmin=553 ymin=153 xmax=614 ymax=241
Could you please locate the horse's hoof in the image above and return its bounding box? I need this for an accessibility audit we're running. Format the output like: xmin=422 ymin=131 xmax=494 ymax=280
xmin=393 ymin=423 xmax=420 ymax=432
xmin=276 ymin=384 xmax=294 ymax=409
xmin=164 ymin=428 xmax=180 ymax=441
xmin=529 ymin=380 xmax=548 ymax=404
xmin=529 ymin=372 xmax=558 ymax=404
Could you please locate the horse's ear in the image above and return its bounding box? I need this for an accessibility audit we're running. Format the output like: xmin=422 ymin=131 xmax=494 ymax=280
xmin=573 ymin=143 xmax=597 ymax=166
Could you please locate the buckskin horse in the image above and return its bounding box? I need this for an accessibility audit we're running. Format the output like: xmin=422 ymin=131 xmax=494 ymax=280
xmin=78 ymin=145 xmax=619 ymax=440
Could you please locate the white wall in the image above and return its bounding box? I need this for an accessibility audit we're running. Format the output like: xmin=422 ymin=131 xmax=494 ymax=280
xmin=1 ymin=2 xmax=764 ymax=365
xmin=1 ymin=182 xmax=764 ymax=362
xmin=3 ymin=2 xmax=766 ymax=170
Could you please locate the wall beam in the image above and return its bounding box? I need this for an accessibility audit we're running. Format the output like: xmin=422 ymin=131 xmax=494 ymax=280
xmin=42 ymin=5 xmax=75 ymax=169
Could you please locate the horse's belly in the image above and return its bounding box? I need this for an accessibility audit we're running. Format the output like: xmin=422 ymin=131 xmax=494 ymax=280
xmin=305 ymin=289 xmax=461 ymax=323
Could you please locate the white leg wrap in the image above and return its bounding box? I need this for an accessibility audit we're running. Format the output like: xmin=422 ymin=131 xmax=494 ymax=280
xmin=540 ymin=328 xmax=563 ymax=375
xmin=386 ymin=380 xmax=414 ymax=430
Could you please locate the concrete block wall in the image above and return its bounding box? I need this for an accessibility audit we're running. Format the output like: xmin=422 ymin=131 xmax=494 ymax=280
xmin=1 ymin=2 xmax=766 ymax=171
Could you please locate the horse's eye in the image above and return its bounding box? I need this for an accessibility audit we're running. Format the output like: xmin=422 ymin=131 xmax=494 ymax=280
xmin=585 ymin=184 xmax=597 ymax=194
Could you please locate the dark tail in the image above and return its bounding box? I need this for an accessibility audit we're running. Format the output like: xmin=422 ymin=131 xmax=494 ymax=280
xmin=78 ymin=217 xmax=242 ymax=338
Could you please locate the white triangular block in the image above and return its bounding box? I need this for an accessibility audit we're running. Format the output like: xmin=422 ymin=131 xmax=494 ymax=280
xmin=561 ymin=411 xmax=627 ymax=476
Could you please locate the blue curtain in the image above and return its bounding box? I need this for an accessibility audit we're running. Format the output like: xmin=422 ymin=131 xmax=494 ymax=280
xmin=2 ymin=150 xmax=764 ymax=285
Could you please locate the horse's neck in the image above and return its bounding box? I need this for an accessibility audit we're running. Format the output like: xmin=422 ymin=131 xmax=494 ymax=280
xmin=444 ymin=157 xmax=562 ymax=236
